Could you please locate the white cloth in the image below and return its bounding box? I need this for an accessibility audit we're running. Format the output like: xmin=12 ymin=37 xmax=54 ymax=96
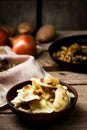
xmin=0 ymin=46 xmax=49 ymax=107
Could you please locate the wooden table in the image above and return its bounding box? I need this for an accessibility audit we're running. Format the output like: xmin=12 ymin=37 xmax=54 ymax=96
xmin=0 ymin=31 xmax=87 ymax=130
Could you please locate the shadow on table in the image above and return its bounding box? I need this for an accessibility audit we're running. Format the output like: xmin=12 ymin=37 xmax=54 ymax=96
xmin=13 ymin=105 xmax=83 ymax=130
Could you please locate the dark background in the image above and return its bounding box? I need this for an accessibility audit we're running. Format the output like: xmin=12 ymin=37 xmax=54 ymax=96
xmin=0 ymin=0 xmax=87 ymax=30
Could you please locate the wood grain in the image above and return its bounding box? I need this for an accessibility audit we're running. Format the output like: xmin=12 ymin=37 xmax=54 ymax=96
xmin=42 ymin=0 xmax=87 ymax=30
xmin=0 ymin=0 xmax=36 ymax=28
xmin=0 ymin=111 xmax=87 ymax=130
xmin=0 ymin=1 xmax=87 ymax=30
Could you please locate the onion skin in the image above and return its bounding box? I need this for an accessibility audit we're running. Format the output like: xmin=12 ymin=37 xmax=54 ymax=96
xmin=10 ymin=35 xmax=37 ymax=56
xmin=0 ymin=28 xmax=8 ymax=46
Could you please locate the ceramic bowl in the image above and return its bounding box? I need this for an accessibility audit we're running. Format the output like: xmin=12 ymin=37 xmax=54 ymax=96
xmin=6 ymin=80 xmax=78 ymax=122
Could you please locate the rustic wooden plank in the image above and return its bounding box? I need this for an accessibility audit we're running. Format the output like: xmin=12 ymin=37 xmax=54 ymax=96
xmin=0 ymin=111 xmax=87 ymax=130
xmin=0 ymin=105 xmax=12 ymax=113
xmin=36 ymin=51 xmax=56 ymax=67
xmin=56 ymin=30 xmax=87 ymax=38
xmin=49 ymin=71 xmax=87 ymax=84
xmin=0 ymin=0 xmax=37 ymax=28
xmin=42 ymin=1 xmax=87 ymax=30
xmin=73 ymin=85 xmax=87 ymax=111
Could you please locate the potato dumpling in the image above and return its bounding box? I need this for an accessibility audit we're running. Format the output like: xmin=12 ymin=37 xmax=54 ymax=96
xmin=36 ymin=24 xmax=56 ymax=43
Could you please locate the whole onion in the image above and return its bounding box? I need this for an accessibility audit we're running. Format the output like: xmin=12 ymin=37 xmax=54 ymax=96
xmin=0 ymin=28 xmax=8 ymax=46
xmin=10 ymin=34 xmax=37 ymax=56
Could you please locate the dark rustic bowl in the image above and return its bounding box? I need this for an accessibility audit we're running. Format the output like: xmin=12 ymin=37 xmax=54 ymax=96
xmin=6 ymin=80 xmax=78 ymax=123
xmin=49 ymin=35 xmax=87 ymax=72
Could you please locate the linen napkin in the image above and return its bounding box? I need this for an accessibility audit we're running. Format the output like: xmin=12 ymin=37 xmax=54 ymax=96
xmin=0 ymin=46 xmax=49 ymax=107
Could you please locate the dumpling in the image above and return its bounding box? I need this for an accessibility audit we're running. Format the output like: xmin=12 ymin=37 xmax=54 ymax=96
xmin=53 ymin=86 xmax=70 ymax=112
xmin=11 ymin=85 xmax=40 ymax=107
xmin=29 ymin=99 xmax=54 ymax=113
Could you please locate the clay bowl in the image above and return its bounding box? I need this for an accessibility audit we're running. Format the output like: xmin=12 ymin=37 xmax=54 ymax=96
xmin=6 ymin=80 xmax=78 ymax=123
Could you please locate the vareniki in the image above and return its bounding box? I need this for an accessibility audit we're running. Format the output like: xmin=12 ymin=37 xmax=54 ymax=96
xmin=11 ymin=76 xmax=75 ymax=113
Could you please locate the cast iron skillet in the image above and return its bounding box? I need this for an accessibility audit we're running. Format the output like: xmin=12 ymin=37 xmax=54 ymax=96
xmin=49 ymin=35 xmax=87 ymax=72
